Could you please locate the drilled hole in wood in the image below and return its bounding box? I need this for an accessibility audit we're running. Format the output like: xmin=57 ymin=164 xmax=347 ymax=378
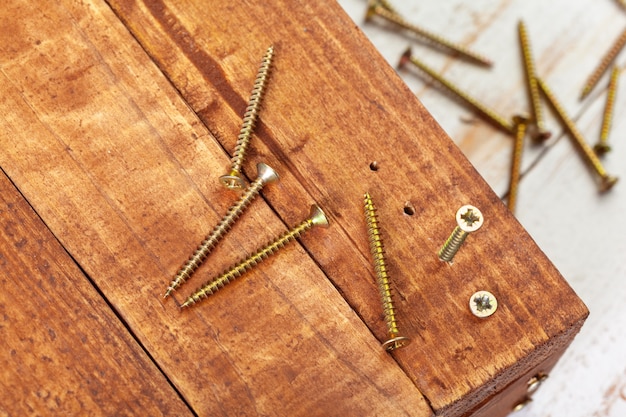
xmin=403 ymin=202 xmax=415 ymax=216
xmin=369 ymin=161 xmax=379 ymax=171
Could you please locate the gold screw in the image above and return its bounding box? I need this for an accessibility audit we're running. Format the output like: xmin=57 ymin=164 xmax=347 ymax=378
xmin=518 ymin=21 xmax=551 ymax=141
xmin=438 ymin=205 xmax=484 ymax=263
xmin=469 ymin=290 xmax=498 ymax=318
xmin=399 ymin=47 xmax=514 ymax=134
xmin=220 ymin=45 xmax=274 ymax=190
xmin=363 ymin=192 xmax=410 ymax=351
xmin=594 ymin=66 xmax=620 ymax=155
xmin=580 ymin=28 xmax=626 ymax=100
xmin=537 ymin=77 xmax=619 ymax=192
xmin=507 ymin=116 xmax=529 ymax=214
xmin=366 ymin=0 xmax=492 ymax=67
xmin=181 ymin=204 xmax=329 ymax=308
xmin=165 ymin=163 xmax=279 ymax=298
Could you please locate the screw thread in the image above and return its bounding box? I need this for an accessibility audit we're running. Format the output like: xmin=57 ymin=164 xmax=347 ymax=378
xmin=438 ymin=226 xmax=469 ymax=262
xmin=507 ymin=120 xmax=527 ymax=214
xmin=181 ymin=206 xmax=327 ymax=308
xmin=364 ymin=193 xmax=402 ymax=341
xmin=581 ymin=28 xmax=626 ymax=99
xmin=230 ymin=45 xmax=274 ymax=176
xmin=537 ymin=77 xmax=618 ymax=191
xmin=369 ymin=3 xmax=491 ymax=67
xmin=518 ymin=21 xmax=549 ymax=140
xmin=596 ymin=66 xmax=620 ymax=153
xmin=399 ymin=49 xmax=513 ymax=134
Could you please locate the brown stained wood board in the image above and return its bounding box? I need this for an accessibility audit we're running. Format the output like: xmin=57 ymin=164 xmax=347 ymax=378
xmin=0 ymin=171 xmax=192 ymax=416
xmin=0 ymin=1 xmax=431 ymax=416
xmin=103 ymin=0 xmax=589 ymax=415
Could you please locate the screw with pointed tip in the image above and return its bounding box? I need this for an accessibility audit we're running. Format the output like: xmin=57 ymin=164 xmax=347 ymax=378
xmin=594 ymin=66 xmax=620 ymax=156
xmin=363 ymin=192 xmax=410 ymax=352
xmin=366 ymin=0 xmax=492 ymax=67
xmin=399 ymin=48 xmax=514 ymax=134
xmin=580 ymin=28 xmax=626 ymax=100
xmin=438 ymin=205 xmax=484 ymax=263
xmin=165 ymin=163 xmax=279 ymax=298
xmin=181 ymin=204 xmax=329 ymax=308
xmin=220 ymin=45 xmax=274 ymax=190
xmin=537 ymin=77 xmax=619 ymax=192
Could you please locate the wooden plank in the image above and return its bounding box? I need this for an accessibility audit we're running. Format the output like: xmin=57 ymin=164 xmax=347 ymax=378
xmin=103 ymin=0 xmax=589 ymax=414
xmin=0 ymin=170 xmax=192 ymax=416
xmin=0 ymin=1 xmax=432 ymax=416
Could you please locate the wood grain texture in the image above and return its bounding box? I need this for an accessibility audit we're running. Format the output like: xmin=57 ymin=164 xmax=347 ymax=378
xmin=103 ymin=0 xmax=588 ymax=414
xmin=0 ymin=171 xmax=192 ymax=416
xmin=0 ymin=1 xmax=431 ymax=416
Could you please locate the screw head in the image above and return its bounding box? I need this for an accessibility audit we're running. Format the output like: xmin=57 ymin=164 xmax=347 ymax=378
xmin=309 ymin=204 xmax=330 ymax=228
xmin=382 ymin=336 xmax=411 ymax=351
xmin=219 ymin=171 xmax=245 ymax=190
xmin=456 ymin=205 xmax=483 ymax=233
xmin=593 ymin=143 xmax=612 ymax=156
xmin=256 ymin=162 xmax=280 ymax=185
xmin=599 ymin=175 xmax=618 ymax=192
xmin=470 ymin=290 xmax=497 ymax=318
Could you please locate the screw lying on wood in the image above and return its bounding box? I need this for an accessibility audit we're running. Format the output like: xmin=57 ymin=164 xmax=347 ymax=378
xmin=580 ymin=28 xmax=626 ymax=100
xmin=164 ymin=163 xmax=279 ymax=298
xmin=366 ymin=0 xmax=492 ymax=67
xmin=399 ymin=47 xmax=514 ymax=134
xmin=537 ymin=77 xmax=619 ymax=192
xmin=363 ymin=192 xmax=410 ymax=351
xmin=507 ymin=116 xmax=529 ymax=215
xmin=220 ymin=45 xmax=274 ymax=190
xmin=181 ymin=204 xmax=329 ymax=308
xmin=438 ymin=205 xmax=484 ymax=263
xmin=594 ymin=66 xmax=620 ymax=156
xmin=518 ymin=21 xmax=551 ymax=141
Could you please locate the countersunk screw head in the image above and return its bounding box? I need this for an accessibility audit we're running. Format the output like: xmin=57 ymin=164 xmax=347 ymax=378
xmin=456 ymin=205 xmax=484 ymax=233
xmin=470 ymin=290 xmax=497 ymax=318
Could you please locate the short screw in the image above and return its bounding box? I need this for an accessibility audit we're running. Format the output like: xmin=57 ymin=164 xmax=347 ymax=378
xmin=507 ymin=116 xmax=529 ymax=214
xmin=399 ymin=48 xmax=514 ymax=134
xmin=438 ymin=205 xmax=484 ymax=263
xmin=537 ymin=77 xmax=619 ymax=192
xmin=165 ymin=163 xmax=279 ymax=298
xmin=518 ymin=21 xmax=551 ymax=141
xmin=181 ymin=204 xmax=329 ymax=308
xmin=580 ymin=28 xmax=626 ymax=100
xmin=363 ymin=192 xmax=410 ymax=351
xmin=594 ymin=66 xmax=620 ymax=156
xmin=220 ymin=45 xmax=274 ymax=190
xmin=469 ymin=290 xmax=498 ymax=318
xmin=366 ymin=0 xmax=492 ymax=67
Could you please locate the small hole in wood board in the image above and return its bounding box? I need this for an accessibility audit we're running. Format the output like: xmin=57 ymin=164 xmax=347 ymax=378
xmin=403 ymin=202 xmax=415 ymax=216
xmin=369 ymin=161 xmax=379 ymax=171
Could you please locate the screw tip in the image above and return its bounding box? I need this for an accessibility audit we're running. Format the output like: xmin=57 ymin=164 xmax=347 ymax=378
xmin=180 ymin=299 xmax=194 ymax=309
xmin=163 ymin=288 xmax=173 ymax=299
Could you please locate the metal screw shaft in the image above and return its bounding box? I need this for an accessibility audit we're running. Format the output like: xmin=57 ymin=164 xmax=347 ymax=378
xmin=438 ymin=205 xmax=484 ymax=262
xmin=366 ymin=1 xmax=492 ymax=67
xmin=580 ymin=28 xmax=626 ymax=99
xmin=165 ymin=163 xmax=279 ymax=298
xmin=363 ymin=192 xmax=410 ymax=351
xmin=537 ymin=77 xmax=619 ymax=192
xmin=220 ymin=45 xmax=274 ymax=190
xmin=507 ymin=117 xmax=528 ymax=214
xmin=181 ymin=204 xmax=329 ymax=308
xmin=595 ymin=66 xmax=620 ymax=155
xmin=518 ymin=21 xmax=551 ymax=141
xmin=399 ymin=48 xmax=514 ymax=134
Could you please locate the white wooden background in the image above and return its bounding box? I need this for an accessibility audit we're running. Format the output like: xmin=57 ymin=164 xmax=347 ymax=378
xmin=338 ymin=1 xmax=626 ymax=416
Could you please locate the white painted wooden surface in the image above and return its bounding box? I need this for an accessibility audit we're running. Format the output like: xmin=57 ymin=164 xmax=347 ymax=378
xmin=338 ymin=1 xmax=626 ymax=416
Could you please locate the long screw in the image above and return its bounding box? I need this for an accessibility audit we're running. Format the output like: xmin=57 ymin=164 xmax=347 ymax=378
xmin=181 ymin=204 xmax=329 ymax=308
xmin=580 ymin=28 xmax=626 ymax=100
xmin=507 ymin=116 xmax=529 ymax=214
xmin=363 ymin=192 xmax=410 ymax=351
xmin=165 ymin=163 xmax=279 ymax=298
xmin=438 ymin=205 xmax=484 ymax=263
xmin=366 ymin=0 xmax=492 ymax=67
xmin=399 ymin=48 xmax=514 ymax=134
xmin=518 ymin=21 xmax=551 ymax=141
xmin=594 ymin=66 xmax=620 ymax=155
xmin=537 ymin=77 xmax=619 ymax=192
xmin=220 ymin=45 xmax=274 ymax=190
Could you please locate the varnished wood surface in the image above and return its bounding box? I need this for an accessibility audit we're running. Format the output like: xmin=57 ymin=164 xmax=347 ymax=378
xmin=0 ymin=0 xmax=588 ymax=416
